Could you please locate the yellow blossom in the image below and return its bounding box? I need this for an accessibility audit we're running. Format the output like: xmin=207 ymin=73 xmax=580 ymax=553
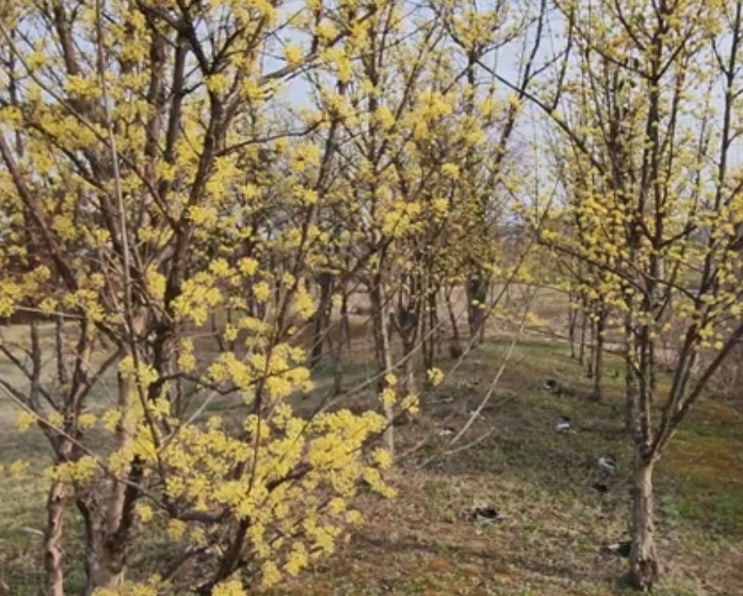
xmin=239 ymin=257 xmax=259 ymax=276
xmin=372 ymin=448 xmax=393 ymax=470
xmin=167 ymin=519 xmax=187 ymax=540
xmin=9 ymin=459 xmax=29 ymax=478
xmin=48 ymin=411 xmax=65 ymax=429
xmin=213 ymin=576 xmax=246 ymax=596
xmin=380 ymin=387 xmax=397 ymax=409
xmin=15 ymin=410 xmax=37 ymax=432
xmin=284 ymin=43 xmax=303 ymax=66
xmin=102 ymin=409 xmax=122 ymax=432
xmin=261 ymin=561 xmax=282 ymax=589
xmin=401 ymin=394 xmax=420 ymax=416
xmin=426 ymin=367 xmax=445 ymax=387
xmin=253 ymin=281 xmax=271 ymax=302
xmin=78 ymin=413 xmax=97 ymax=430
xmin=136 ymin=504 xmax=154 ymax=523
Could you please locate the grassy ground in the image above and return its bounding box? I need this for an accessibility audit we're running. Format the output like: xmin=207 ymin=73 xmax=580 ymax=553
xmin=2 ymin=312 xmax=743 ymax=594
xmin=269 ymin=336 xmax=743 ymax=595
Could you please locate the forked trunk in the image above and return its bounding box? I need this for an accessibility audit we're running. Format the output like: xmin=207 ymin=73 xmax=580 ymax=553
xmin=629 ymin=458 xmax=659 ymax=591
xmin=76 ymin=498 xmax=104 ymax=596
xmin=93 ymin=552 xmax=126 ymax=593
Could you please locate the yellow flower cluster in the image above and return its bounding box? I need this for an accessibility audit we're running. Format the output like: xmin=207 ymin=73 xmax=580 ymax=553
xmin=427 ymin=367 xmax=445 ymax=387
xmin=171 ymin=273 xmax=224 ymax=325
xmin=101 ymin=400 xmax=395 ymax=590
xmin=0 ymin=265 xmax=51 ymax=317
xmin=46 ymin=456 xmax=98 ymax=484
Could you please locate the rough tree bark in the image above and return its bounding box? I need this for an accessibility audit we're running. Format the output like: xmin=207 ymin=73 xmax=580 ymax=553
xmin=44 ymin=478 xmax=67 ymax=596
xmin=629 ymin=457 xmax=659 ymax=591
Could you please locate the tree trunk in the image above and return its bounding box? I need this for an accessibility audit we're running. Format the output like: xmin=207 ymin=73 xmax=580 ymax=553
xmin=370 ymin=276 xmax=395 ymax=456
xmin=55 ymin=313 xmax=69 ymax=385
xmin=430 ymin=287 xmax=441 ymax=357
xmin=586 ymin=312 xmax=596 ymax=379
xmin=397 ymin=276 xmax=419 ymax=398
xmin=45 ymin=479 xmax=67 ymax=596
xmin=625 ymin=364 xmax=638 ymax=433
xmin=401 ymin=331 xmax=417 ymax=398
xmin=629 ymin=457 xmax=659 ymax=591
xmin=340 ymin=286 xmax=351 ymax=350
xmin=310 ymin=273 xmax=333 ymax=366
xmin=91 ymin=461 xmax=145 ymax=593
xmin=421 ymin=285 xmax=438 ymax=371
xmin=107 ymin=369 xmax=135 ymax=535
xmin=466 ymin=275 xmax=488 ymax=346
xmin=77 ymin=496 xmax=128 ymax=595
xmin=445 ymin=285 xmax=462 ymax=359
xmin=330 ymin=335 xmax=344 ymax=397
xmin=76 ymin=498 xmax=104 ymax=596
xmin=578 ymin=306 xmax=588 ymax=366
xmin=568 ymin=293 xmax=577 ymax=359
xmin=648 ymin=340 xmax=656 ymax=403
xmin=92 ymin=551 xmax=126 ymax=592
xmin=591 ymin=309 xmax=606 ymax=401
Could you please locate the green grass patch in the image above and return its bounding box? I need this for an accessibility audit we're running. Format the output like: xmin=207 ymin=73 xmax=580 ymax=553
xmin=3 ymin=329 xmax=743 ymax=594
